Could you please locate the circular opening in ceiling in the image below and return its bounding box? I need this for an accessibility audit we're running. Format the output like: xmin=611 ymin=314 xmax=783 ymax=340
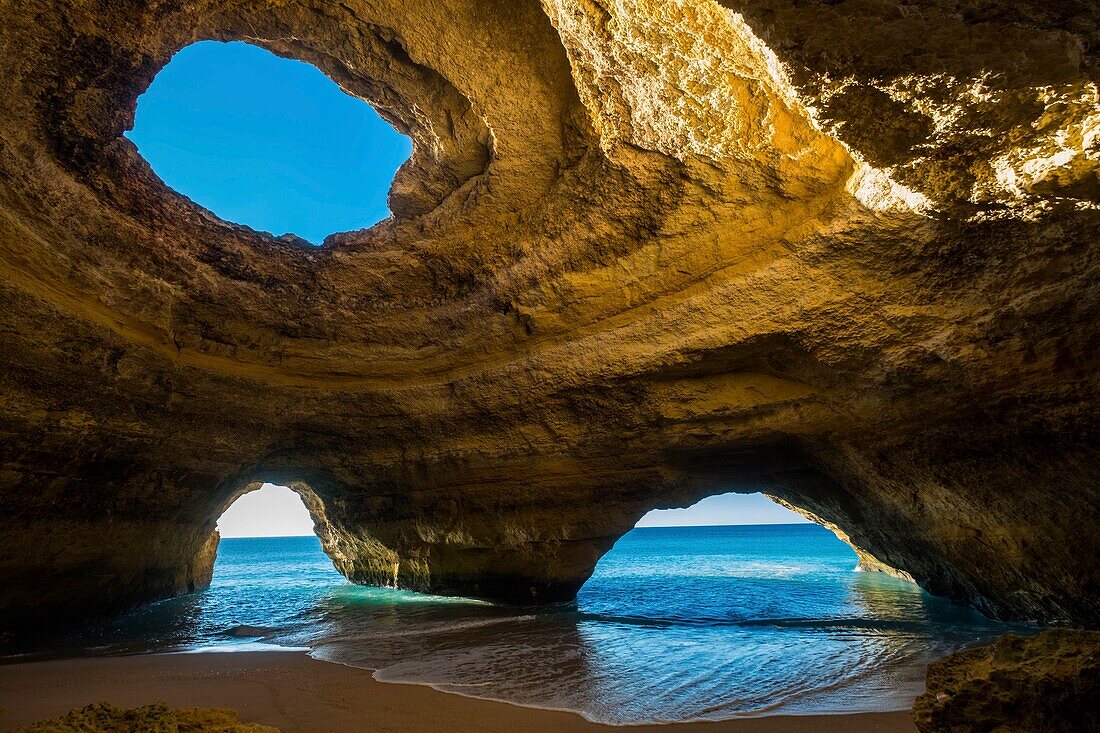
xmin=126 ymin=41 xmax=413 ymax=245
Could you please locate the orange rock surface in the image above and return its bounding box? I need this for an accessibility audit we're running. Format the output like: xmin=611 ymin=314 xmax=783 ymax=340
xmin=0 ymin=0 xmax=1096 ymax=630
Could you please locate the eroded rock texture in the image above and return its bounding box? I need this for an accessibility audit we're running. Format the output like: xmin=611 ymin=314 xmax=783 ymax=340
xmin=16 ymin=701 xmax=278 ymax=733
xmin=914 ymin=629 xmax=1100 ymax=732
xmin=0 ymin=0 xmax=1097 ymax=631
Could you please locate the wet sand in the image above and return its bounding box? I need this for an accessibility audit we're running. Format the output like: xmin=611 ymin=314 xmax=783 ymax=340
xmin=0 ymin=651 xmax=917 ymax=732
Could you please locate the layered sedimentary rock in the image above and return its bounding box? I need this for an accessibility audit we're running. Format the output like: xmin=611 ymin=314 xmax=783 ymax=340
xmin=914 ymin=630 xmax=1100 ymax=732
xmin=0 ymin=0 xmax=1097 ymax=631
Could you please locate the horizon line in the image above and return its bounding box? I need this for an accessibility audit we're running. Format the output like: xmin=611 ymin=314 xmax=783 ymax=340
xmin=218 ymin=521 xmax=815 ymax=539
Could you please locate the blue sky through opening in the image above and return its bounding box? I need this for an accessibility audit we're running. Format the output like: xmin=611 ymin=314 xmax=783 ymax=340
xmin=634 ymin=492 xmax=808 ymax=527
xmin=127 ymin=41 xmax=412 ymax=243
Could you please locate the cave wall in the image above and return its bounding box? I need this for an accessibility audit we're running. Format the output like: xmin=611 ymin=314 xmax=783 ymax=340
xmin=0 ymin=0 xmax=1097 ymax=633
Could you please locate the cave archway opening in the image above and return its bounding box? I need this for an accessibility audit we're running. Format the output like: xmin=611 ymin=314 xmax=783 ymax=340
xmin=577 ymin=491 xmax=908 ymax=631
xmin=200 ymin=482 xmax=348 ymax=643
xmin=127 ymin=40 xmax=413 ymax=244
xmin=558 ymin=490 xmax=1017 ymax=721
xmin=585 ymin=491 xmax=867 ymax=608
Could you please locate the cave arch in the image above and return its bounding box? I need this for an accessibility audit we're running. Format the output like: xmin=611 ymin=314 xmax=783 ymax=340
xmin=181 ymin=463 xmax=920 ymax=612
xmin=206 ymin=478 xmax=346 ymax=584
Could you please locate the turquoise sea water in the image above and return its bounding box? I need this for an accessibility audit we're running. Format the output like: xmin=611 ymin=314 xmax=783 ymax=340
xmin=14 ymin=525 xmax=1028 ymax=723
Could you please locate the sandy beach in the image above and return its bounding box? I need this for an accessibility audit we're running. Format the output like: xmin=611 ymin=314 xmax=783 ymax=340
xmin=0 ymin=650 xmax=916 ymax=732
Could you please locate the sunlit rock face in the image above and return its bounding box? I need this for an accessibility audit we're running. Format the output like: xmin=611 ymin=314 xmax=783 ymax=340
xmin=727 ymin=0 xmax=1100 ymax=213
xmin=0 ymin=0 xmax=1097 ymax=631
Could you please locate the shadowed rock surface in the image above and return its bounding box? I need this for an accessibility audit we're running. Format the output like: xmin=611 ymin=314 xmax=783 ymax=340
xmin=15 ymin=701 xmax=278 ymax=733
xmin=0 ymin=0 xmax=1097 ymax=631
xmin=914 ymin=629 xmax=1100 ymax=732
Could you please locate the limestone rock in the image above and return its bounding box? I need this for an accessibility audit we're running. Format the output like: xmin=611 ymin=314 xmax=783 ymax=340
xmin=16 ymin=701 xmax=278 ymax=733
xmin=914 ymin=630 xmax=1100 ymax=732
xmin=0 ymin=0 xmax=1097 ymax=632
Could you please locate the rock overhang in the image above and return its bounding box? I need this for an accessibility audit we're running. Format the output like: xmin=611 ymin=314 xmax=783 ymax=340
xmin=0 ymin=0 xmax=1097 ymax=633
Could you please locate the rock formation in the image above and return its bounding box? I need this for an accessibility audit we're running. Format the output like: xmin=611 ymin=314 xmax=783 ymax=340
xmin=16 ymin=702 xmax=278 ymax=733
xmin=0 ymin=0 xmax=1097 ymax=632
xmin=914 ymin=629 xmax=1100 ymax=732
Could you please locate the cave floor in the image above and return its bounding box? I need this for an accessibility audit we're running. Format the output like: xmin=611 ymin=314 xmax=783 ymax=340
xmin=0 ymin=650 xmax=916 ymax=733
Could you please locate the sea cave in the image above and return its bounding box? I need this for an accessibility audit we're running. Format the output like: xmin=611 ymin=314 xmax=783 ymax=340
xmin=0 ymin=0 xmax=1098 ymax=731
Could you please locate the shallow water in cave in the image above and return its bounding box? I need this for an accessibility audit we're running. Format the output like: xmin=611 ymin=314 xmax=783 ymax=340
xmin=9 ymin=525 xmax=1032 ymax=724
